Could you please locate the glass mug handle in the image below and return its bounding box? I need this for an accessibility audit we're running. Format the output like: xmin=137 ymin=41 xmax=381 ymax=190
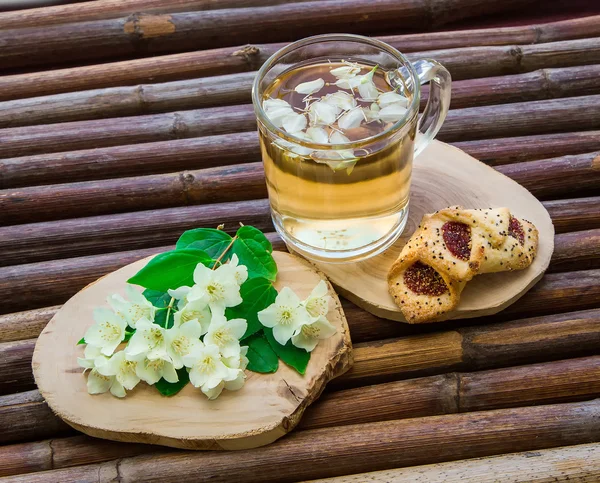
xmin=410 ymin=59 xmax=452 ymax=156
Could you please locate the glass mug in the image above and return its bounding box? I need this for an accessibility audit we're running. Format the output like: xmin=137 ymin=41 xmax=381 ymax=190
xmin=252 ymin=34 xmax=451 ymax=263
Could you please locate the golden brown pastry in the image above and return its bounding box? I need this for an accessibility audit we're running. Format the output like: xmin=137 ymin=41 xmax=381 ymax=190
xmin=388 ymin=206 xmax=539 ymax=323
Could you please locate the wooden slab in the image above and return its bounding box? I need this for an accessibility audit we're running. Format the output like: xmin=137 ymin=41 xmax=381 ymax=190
xmin=32 ymin=251 xmax=352 ymax=450
xmin=310 ymin=140 xmax=554 ymax=322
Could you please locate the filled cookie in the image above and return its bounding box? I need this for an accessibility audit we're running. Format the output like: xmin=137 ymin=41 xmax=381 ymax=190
xmin=388 ymin=206 xmax=539 ymax=323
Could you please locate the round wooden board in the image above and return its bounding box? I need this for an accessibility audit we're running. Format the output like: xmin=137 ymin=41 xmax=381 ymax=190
xmin=32 ymin=252 xmax=352 ymax=450
xmin=309 ymin=140 xmax=555 ymax=322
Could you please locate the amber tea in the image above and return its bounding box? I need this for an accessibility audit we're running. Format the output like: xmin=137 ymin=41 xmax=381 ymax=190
xmin=252 ymin=35 xmax=451 ymax=262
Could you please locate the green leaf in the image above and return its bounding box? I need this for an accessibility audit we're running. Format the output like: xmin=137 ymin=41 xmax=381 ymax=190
xmin=142 ymin=289 xmax=171 ymax=308
xmin=245 ymin=333 xmax=279 ymax=373
xmin=155 ymin=368 xmax=190 ymax=396
xmin=77 ymin=337 xmax=85 ymax=345
xmin=232 ymin=226 xmax=277 ymax=282
xmin=143 ymin=289 xmax=175 ymax=328
xmin=124 ymin=328 xmax=136 ymax=342
xmin=225 ymin=277 xmax=277 ymax=341
xmin=127 ymin=249 xmax=212 ymax=292
xmin=176 ymin=228 xmax=233 ymax=260
xmin=237 ymin=226 xmax=273 ymax=252
xmin=264 ymin=328 xmax=310 ymax=375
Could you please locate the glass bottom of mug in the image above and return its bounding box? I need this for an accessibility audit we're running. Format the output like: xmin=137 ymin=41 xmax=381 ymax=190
xmin=272 ymin=206 xmax=408 ymax=263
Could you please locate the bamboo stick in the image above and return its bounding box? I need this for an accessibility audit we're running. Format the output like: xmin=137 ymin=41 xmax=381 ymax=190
xmin=456 ymin=130 xmax=600 ymax=165
xmin=308 ymin=443 xmax=600 ymax=483
xmin=0 ymin=0 xmax=539 ymax=70
xmin=0 ymin=390 xmax=72 ymax=446
xmin=0 ymin=225 xmax=597 ymax=332
xmin=0 ymin=339 xmax=35 ymax=395
xmin=1 ymin=355 xmax=599 ymax=473
xmin=550 ymin=229 xmax=600 ymax=273
xmin=494 ymin=151 xmax=600 ymax=200
xmin=3 ymin=149 xmax=599 ymax=224
xmin=4 ymin=400 xmax=597 ymax=483
xmin=0 ymin=163 xmax=268 ymax=225
xmin=448 ymin=64 xmax=600 ymax=109
xmin=0 ymin=198 xmax=272 ymax=269
xmin=0 ymin=194 xmax=598 ymax=269
xmin=0 ymin=305 xmax=59 ymax=344
xmin=544 ymin=197 xmax=600 ymax=234
xmin=439 ymin=94 xmax=600 ymax=142
xmin=0 ymin=0 xmax=317 ymax=30
xmin=2 ymin=15 xmax=600 ymax=100
xmin=0 ymin=73 xmax=256 ymax=128
xmin=0 ymin=131 xmax=262 ymax=188
xmin=3 ymin=62 xmax=600 ymax=129
xmin=10 ymin=0 xmax=592 ymax=31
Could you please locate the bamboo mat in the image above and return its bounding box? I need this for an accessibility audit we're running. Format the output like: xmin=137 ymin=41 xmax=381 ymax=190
xmin=0 ymin=0 xmax=599 ymax=481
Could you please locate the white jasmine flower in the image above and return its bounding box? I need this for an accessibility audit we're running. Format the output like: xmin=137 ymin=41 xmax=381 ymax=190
xmin=378 ymin=102 xmax=408 ymax=123
xmin=335 ymin=76 xmax=362 ymax=90
xmin=306 ymin=126 xmax=329 ymax=144
xmin=125 ymin=318 xmax=169 ymax=361
xmin=338 ymin=107 xmax=366 ymax=130
xmin=263 ymin=98 xmax=295 ymax=128
xmin=188 ymin=262 xmax=242 ymax=316
xmin=377 ymin=91 xmax=408 ymax=108
xmin=329 ymin=131 xmax=351 ymax=144
xmin=314 ymin=131 xmax=355 ymax=171
xmin=173 ymin=298 xmax=211 ymax=333
xmin=203 ymin=313 xmax=247 ymax=358
xmin=134 ymin=355 xmax=179 ymax=385
xmin=183 ymin=343 xmax=237 ymax=399
xmin=218 ymin=254 xmax=248 ymax=286
xmin=108 ymin=285 xmax=155 ymax=329
xmin=365 ymin=105 xmax=380 ymax=122
xmin=292 ymin=316 xmax=337 ymax=352
xmin=86 ymin=369 xmax=124 ymax=398
xmin=77 ymin=344 xmax=108 ymax=371
xmin=294 ymin=78 xmax=324 ymax=95
xmin=282 ymin=112 xmax=308 ymax=133
xmin=168 ymin=285 xmax=192 ymax=305
xmin=258 ymin=287 xmax=310 ymax=345
xmin=266 ymin=107 xmax=296 ymax=128
xmin=358 ymin=80 xmax=379 ymax=101
xmin=202 ymin=382 xmax=226 ymax=400
xmin=330 ymin=65 xmax=360 ymax=79
xmin=302 ymin=280 xmax=332 ymax=319
xmin=96 ymin=350 xmax=141 ymax=395
xmin=222 ymin=345 xmax=249 ymax=391
xmin=263 ymin=98 xmax=291 ymax=110
xmin=337 ymin=65 xmax=377 ymax=91
xmin=274 ymin=134 xmax=313 ymax=157
xmin=84 ymin=307 xmax=128 ymax=356
xmin=308 ymin=101 xmax=339 ymax=126
xmin=165 ymin=319 xmax=204 ymax=369
xmin=322 ymin=91 xmax=356 ymax=111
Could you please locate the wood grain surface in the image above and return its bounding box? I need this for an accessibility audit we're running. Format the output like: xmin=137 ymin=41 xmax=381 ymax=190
xmin=310 ymin=141 xmax=554 ymax=322
xmin=32 ymin=252 xmax=352 ymax=450
xmin=306 ymin=443 xmax=600 ymax=482
xmin=1 ymin=2 xmax=599 ymax=481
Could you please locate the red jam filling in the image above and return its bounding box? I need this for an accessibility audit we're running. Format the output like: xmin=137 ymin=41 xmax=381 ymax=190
xmin=442 ymin=221 xmax=471 ymax=261
xmin=509 ymin=216 xmax=525 ymax=245
xmin=404 ymin=261 xmax=448 ymax=296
